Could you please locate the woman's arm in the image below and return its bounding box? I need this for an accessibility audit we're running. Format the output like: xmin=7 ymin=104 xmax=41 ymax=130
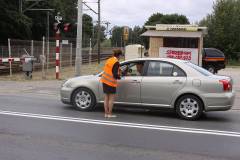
xmin=112 ymin=62 xmax=121 ymax=79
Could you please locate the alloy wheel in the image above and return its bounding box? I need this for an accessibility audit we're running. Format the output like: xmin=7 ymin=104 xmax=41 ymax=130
xmin=75 ymin=90 xmax=92 ymax=109
xmin=179 ymin=98 xmax=199 ymax=118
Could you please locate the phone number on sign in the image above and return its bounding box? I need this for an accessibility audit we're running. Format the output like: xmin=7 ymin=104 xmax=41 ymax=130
xmin=166 ymin=50 xmax=192 ymax=60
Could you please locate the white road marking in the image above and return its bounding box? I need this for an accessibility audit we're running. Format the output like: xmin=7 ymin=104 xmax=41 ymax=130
xmin=0 ymin=110 xmax=240 ymax=138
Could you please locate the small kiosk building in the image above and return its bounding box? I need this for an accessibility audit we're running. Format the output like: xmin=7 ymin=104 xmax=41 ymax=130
xmin=141 ymin=24 xmax=207 ymax=66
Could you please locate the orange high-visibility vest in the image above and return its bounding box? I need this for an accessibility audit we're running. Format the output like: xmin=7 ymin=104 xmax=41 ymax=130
xmin=100 ymin=57 xmax=119 ymax=87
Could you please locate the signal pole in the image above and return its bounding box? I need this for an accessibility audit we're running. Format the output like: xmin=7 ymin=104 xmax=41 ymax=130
xmin=55 ymin=12 xmax=62 ymax=79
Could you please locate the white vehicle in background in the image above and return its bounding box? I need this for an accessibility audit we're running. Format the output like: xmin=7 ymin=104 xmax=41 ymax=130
xmin=125 ymin=44 xmax=147 ymax=60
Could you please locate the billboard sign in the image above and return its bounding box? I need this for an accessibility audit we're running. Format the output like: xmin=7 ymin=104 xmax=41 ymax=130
xmin=159 ymin=47 xmax=199 ymax=64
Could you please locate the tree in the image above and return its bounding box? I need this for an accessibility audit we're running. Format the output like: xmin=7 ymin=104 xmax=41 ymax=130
xmin=81 ymin=14 xmax=94 ymax=48
xmin=0 ymin=0 xmax=32 ymax=44
xmin=110 ymin=13 xmax=190 ymax=48
xmin=199 ymin=0 xmax=240 ymax=59
xmin=143 ymin=13 xmax=190 ymax=48
xmin=91 ymin=25 xmax=106 ymax=48
xmin=111 ymin=26 xmax=124 ymax=47
xmin=129 ymin=26 xmax=144 ymax=45
xmin=0 ymin=0 xmax=95 ymax=45
xmin=145 ymin=13 xmax=189 ymax=25
xmin=111 ymin=26 xmax=144 ymax=47
xmin=25 ymin=0 xmax=78 ymax=40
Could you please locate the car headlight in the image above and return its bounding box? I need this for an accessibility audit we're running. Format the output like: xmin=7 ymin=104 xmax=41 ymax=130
xmin=62 ymin=79 xmax=73 ymax=88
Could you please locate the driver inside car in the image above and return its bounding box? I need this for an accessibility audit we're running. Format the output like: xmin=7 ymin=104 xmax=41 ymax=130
xmin=122 ymin=62 xmax=144 ymax=76
xmin=136 ymin=63 xmax=144 ymax=76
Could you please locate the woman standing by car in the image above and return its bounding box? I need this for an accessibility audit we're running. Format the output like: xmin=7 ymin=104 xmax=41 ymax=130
xmin=100 ymin=49 xmax=122 ymax=118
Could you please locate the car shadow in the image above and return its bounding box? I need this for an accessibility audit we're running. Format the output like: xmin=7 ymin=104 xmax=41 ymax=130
xmin=200 ymin=112 xmax=234 ymax=122
xmin=61 ymin=104 xmax=233 ymax=123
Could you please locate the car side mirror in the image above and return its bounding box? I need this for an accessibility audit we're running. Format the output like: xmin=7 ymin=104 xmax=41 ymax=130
xmin=129 ymin=69 xmax=132 ymax=73
xmin=173 ymin=72 xmax=178 ymax=77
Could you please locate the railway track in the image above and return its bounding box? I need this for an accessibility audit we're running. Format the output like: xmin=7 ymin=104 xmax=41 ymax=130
xmin=0 ymin=53 xmax=111 ymax=75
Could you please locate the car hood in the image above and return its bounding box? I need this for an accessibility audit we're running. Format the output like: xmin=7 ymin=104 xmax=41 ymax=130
xmin=70 ymin=75 xmax=99 ymax=81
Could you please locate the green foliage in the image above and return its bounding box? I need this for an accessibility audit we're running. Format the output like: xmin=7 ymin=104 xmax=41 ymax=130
xmin=199 ymin=0 xmax=240 ymax=59
xmin=0 ymin=0 xmax=32 ymax=44
xmin=0 ymin=0 xmax=96 ymax=44
xmin=227 ymin=58 xmax=240 ymax=66
xmin=111 ymin=26 xmax=124 ymax=47
xmin=142 ymin=13 xmax=189 ymax=48
xmin=101 ymin=39 xmax=111 ymax=48
xmin=128 ymin=26 xmax=144 ymax=45
xmin=145 ymin=13 xmax=189 ymax=25
xmin=111 ymin=26 xmax=145 ymax=47
xmin=83 ymin=14 xmax=93 ymax=38
xmin=110 ymin=25 xmax=147 ymax=48
xmin=25 ymin=0 xmax=78 ymax=40
xmin=111 ymin=13 xmax=190 ymax=48
xmin=91 ymin=25 xmax=106 ymax=49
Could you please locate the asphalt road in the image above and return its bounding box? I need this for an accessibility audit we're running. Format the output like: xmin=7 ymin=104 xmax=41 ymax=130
xmin=0 ymin=67 xmax=240 ymax=160
xmin=0 ymin=91 xmax=240 ymax=160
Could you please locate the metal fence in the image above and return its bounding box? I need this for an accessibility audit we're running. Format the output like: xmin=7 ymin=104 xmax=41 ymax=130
xmin=0 ymin=38 xmax=114 ymax=79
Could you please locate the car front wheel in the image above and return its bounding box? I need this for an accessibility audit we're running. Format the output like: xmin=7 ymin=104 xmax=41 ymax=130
xmin=72 ymin=88 xmax=96 ymax=111
xmin=175 ymin=95 xmax=203 ymax=120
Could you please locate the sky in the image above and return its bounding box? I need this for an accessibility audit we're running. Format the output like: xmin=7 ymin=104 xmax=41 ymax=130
xmin=83 ymin=0 xmax=216 ymax=28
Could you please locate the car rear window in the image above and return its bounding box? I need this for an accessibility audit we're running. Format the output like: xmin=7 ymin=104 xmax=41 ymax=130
xmin=204 ymin=49 xmax=225 ymax=57
xmin=185 ymin=62 xmax=213 ymax=76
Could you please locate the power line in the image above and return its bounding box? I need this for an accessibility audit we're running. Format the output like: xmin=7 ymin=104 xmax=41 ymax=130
xmin=82 ymin=0 xmax=101 ymax=64
xmin=83 ymin=2 xmax=98 ymax=14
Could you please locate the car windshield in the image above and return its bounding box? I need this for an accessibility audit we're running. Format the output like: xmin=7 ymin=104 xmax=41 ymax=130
xmin=185 ymin=62 xmax=213 ymax=76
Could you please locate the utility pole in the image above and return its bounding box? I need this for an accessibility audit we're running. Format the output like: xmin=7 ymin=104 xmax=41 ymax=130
xmin=19 ymin=0 xmax=23 ymax=13
xmin=42 ymin=36 xmax=46 ymax=79
xmin=75 ymin=0 xmax=83 ymax=76
xmin=97 ymin=0 xmax=101 ymax=64
xmin=46 ymin=11 xmax=50 ymax=74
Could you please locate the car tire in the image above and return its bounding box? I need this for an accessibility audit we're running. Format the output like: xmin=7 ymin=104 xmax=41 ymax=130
xmin=207 ymin=65 xmax=216 ymax=74
xmin=175 ymin=95 xmax=203 ymax=120
xmin=72 ymin=87 xmax=96 ymax=111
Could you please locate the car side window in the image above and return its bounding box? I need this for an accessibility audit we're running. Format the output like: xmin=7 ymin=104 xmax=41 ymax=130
xmin=147 ymin=61 xmax=173 ymax=76
xmin=121 ymin=61 xmax=145 ymax=77
xmin=146 ymin=61 xmax=186 ymax=77
xmin=205 ymin=49 xmax=224 ymax=57
xmin=172 ymin=66 xmax=186 ymax=77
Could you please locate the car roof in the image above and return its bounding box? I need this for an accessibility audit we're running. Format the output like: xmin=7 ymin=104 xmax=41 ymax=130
xmin=123 ymin=57 xmax=188 ymax=63
xmin=121 ymin=58 xmax=202 ymax=77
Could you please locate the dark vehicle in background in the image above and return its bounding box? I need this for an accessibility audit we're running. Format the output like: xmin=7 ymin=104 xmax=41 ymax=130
xmin=202 ymin=48 xmax=226 ymax=74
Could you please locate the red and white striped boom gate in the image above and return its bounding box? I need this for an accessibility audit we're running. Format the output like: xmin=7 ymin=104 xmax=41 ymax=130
xmin=55 ymin=29 xmax=60 ymax=79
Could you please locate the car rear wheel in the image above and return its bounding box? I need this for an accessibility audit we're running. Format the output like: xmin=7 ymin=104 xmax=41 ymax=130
xmin=175 ymin=95 xmax=203 ymax=120
xmin=72 ymin=88 xmax=96 ymax=111
xmin=207 ymin=65 xmax=216 ymax=74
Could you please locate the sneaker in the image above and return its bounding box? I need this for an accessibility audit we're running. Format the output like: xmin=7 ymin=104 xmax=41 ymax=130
xmin=104 ymin=114 xmax=108 ymax=118
xmin=108 ymin=114 xmax=117 ymax=118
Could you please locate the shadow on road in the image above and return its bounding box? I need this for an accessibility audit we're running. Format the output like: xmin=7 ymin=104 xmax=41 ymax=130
xmin=61 ymin=104 xmax=234 ymax=123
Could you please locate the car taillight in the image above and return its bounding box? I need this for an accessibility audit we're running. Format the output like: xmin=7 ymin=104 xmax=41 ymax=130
xmin=219 ymin=80 xmax=232 ymax=91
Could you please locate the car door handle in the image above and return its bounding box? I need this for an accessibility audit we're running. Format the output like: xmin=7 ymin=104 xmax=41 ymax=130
xmin=173 ymin=80 xmax=183 ymax=84
xmin=130 ymin=80 xmax=140 ymax=83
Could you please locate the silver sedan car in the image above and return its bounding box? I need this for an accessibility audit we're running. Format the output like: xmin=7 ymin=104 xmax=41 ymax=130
xmin=61 ymin=58 xmax=235 ymax=120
